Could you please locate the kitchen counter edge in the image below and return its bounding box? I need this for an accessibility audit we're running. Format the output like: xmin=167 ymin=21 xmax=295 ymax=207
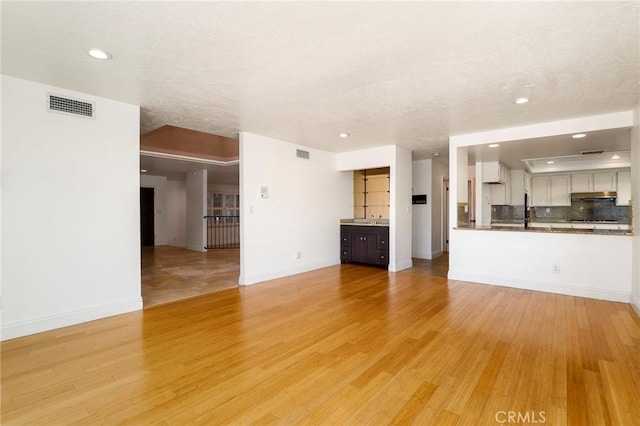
xmin=455 ymin=224 xmax=633 ymax=236
xmin=340 ymin=220 xmax=390 ymax=227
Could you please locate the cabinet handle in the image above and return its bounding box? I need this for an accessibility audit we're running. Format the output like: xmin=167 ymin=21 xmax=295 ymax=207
xmin=364 ymin=237 xmax=367 ymax=241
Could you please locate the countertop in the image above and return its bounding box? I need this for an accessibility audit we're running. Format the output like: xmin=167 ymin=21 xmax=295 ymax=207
xmin=340 ymin=219 xmax=389 ymax=227
xmin=456 ymin=223 xmax=633 ymax=236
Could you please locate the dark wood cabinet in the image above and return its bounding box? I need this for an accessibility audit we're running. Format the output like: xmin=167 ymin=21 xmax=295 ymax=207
xmin=340 ymin=225 xmax=389 ymax=267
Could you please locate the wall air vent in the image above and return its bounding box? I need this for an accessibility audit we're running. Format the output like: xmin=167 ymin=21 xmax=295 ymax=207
xmin=296 ymin=149 xmax=310 ymax=159
xmin=581 ymin=149 xmax=604 ymax=155
xmin=47 ymin=93 xmax=95 ymax=119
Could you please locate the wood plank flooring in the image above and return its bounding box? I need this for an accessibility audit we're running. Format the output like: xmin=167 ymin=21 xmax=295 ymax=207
xmin=2 ymin=261 xmax=639 ymax=425
xmin=142 ymin=246 xmax=239 ymax=307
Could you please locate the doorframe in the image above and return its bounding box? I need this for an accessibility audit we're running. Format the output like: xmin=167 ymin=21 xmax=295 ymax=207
xmin=140 ymin=187 xmax=155 ymax=247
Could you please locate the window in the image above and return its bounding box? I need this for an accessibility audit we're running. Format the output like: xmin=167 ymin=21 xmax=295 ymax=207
xmin=207 ymin=192 xmax=240 ymax=222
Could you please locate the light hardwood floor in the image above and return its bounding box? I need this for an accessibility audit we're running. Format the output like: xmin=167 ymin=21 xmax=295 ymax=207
xmin=2 ymin=261 xmax=639 ymax=425
xmin=142 ymin=246 xmax=240 ymax=307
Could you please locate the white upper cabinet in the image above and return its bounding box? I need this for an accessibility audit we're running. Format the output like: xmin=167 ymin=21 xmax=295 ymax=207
xmin=593 ymin=171 xmax=617 ymax=191
xmin=482 ymin=161 xmax=509 ymax=184
xmin=550 ymin=175 xmax=571 ymax=206
xmin=490 ymin=177 xmax=511 ymax=205
xmin=510 ymin=169 xmax=529 ymax=205
xmin=570 ymin=173 xmax=593 ymax=192
xmin=531 ymin=176 xmax=550 ymax=206
xmin=616 ymin=170 xmax=631 ymax=206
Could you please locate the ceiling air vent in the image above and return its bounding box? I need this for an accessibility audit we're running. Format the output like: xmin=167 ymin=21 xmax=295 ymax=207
xmin=47 ymin=93 xmax=95 ymax=119
xmin=296 ymin=149 xmax=310 ymax=159
xmin=581 ymin=149 xmax=604 ymax=155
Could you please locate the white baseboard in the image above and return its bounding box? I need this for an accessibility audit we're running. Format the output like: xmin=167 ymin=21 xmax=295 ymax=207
xmin=632 ymin=302 xmax=640 ymax=318
xmin=431 ymin=250 xmax=443 ymax=259
xmin=239 ymin=258 xmax=340 ymax=286
xmin=447 ymin=271 xmax=631 ymax=303
xmin=186 ymin=244 xmax=206 ymax=252
xmin=1 ymin=298 xmax=143 ymax=341
xmin=390 ymin=259 xmax=413 ymax=272
xmin=411 ymin=251 xmax=431 ymax=260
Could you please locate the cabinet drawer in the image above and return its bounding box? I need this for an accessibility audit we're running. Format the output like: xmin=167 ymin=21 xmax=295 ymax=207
xmin=341 ymin=233 xmax=352 ymax=246
xmin=341 ymin=247 xmax=352 ymax=262
xmin=376 ymin=234 xmax=387 ymax=250
xmin=376 ymin=250 xmax=389 ymax=265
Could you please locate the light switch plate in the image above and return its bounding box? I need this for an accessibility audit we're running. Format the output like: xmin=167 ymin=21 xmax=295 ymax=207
xmin=260 ymin=186 xmax=268 ymax=199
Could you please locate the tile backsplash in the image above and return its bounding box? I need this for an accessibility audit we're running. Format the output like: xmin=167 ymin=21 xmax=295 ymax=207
xmin=491 ymin=200 xmax=631 ymax=224
xmin=492 ymin=200 xmax=631 ymax=224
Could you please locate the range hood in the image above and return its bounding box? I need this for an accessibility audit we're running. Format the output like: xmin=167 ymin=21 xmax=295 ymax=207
xmin=571 ymin=191 xmax=617 ymax=200
xmin=521 ymin=150 xmax=630 ymax=174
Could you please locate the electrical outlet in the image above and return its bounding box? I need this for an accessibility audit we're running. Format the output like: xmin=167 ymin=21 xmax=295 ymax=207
xmin=552 ymin=263 xmax=560 ymax=273
xmin=295 ymin=251 xmax=301 ymax=259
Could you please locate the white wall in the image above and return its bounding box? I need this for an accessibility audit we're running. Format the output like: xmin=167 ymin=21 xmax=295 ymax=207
xmin=140 ymin=174 xmax=167 ymax=245
xmin=337 ymin=145 xmax=413 ymax=271
xmin=239 ymin=132 xmax=352 ymax=285
xmin=186 ymin=170 xmax=207 ymax=252
xmin=431 ymin=160 xmax=448 ymax=256
xmin=392 ymin=146 xmax=413 ymax=270
xmin=450 ymin=230 xmax=632 ymax=302
xmin=208 ymin=183 xmax=239 ymax=193
xmin=1 ymin=75 xmax=142 ymax=339
xmin=166 ymin=180 xmax=187 ymax=247
xmin=412 ymin=159 xmax=432 ymax=259
xmin=448 ymin=111 xmax=636 ymax=303
xmin=631 ymin=102 xmax=640 ymax=315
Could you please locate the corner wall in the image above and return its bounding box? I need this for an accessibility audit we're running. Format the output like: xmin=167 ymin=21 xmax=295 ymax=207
xmin=1 ymin=75 xmax=142 ymax=339
xmin=239 ymin=132 xmax=352 ymax=285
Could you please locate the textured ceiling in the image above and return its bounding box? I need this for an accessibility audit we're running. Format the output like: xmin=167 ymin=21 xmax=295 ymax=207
xmin=2 ymin=1 xmax=639 ymax=160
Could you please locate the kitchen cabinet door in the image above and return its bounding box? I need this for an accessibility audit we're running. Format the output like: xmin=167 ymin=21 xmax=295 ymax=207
xmin=510 ymin=170 xmax=528 ymax=205
xmin=550 ymin=175 xmax=571 ymax=206
xmin=593 ymin=172 xmax=617 ymax=191
xmin=490 ymin=184 xmax=508 ymax=205
xmin=616 ymin=170 xmax=631 ymax=206
xmin=340 ymin=225 xmax=389 ymax=267
xmin=571 ymin=173 xmax=592 ymax=192
xmin=531 ymin=176 xmax=550 ymax=206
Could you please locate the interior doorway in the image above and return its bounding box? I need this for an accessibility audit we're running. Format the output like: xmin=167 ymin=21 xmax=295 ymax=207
xmin=140 ymin=187 xmax=155 ymax=247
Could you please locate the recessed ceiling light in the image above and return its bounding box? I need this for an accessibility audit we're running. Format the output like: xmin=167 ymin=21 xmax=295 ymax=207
xmin=572 ymin=133 xmax=586 ymax=139
xmin=433 ymin=152 xmax=440 ymax=157
xmin=88 ymin=48 xmax=112 ymax=60
xmin=141 ymin=169 xmax=147 ymax=173
xmin=546 ymin=161 xmax=555 ymax=164
xmin=489 ymin=144 xmax=499 ymax=148
xmin=339 ymin=132 xmax=350 ymax=138
xmin=514 ymin=97 xmax=529 ymax=104
xmin=611 ymin=154 xmax=620 ymax=160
